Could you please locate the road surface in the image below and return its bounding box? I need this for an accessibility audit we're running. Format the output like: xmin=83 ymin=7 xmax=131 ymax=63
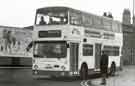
xmin=0 ymin=66 xmax=135 ymax=86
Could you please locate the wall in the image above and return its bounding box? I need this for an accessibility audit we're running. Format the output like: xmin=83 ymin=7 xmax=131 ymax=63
xmin=0 ymin=26 xmax=32 ymax=66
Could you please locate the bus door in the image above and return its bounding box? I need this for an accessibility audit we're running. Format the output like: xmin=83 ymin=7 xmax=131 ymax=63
xmin=95 ymin=43 xmax=102 ymax=69
xmin=70 ymin=43 xmax=79 ymax=72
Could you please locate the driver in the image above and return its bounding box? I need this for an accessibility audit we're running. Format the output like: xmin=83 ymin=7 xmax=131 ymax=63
xmin=39 ymin=16 xmax=46 ymax=25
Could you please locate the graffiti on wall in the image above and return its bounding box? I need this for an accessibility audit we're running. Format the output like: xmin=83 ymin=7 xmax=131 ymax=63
xmin=0 ymin=28 xmax=32 ymax=57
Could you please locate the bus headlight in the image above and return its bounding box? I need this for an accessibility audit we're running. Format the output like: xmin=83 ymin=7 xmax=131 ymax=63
xmin=34 ymin=65 xmax=38 ymax=69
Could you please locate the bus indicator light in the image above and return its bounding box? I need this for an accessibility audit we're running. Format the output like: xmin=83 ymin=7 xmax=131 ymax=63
xmin=34 ymin=65 xmax=38 ymax=69
xmin=61 ymin=66 xmax=66 ymax=70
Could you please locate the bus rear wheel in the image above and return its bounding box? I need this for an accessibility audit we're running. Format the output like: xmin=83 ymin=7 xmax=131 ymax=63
xmin=80 ymin=63 xmax=88 ymax=80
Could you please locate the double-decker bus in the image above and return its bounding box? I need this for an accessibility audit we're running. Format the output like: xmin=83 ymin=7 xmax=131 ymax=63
xmin=32 ymin=6 xmax=123 ymax=78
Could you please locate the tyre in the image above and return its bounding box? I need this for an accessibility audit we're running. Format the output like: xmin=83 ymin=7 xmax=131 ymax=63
xmin=110 ymin=61 xmax=116 ymax=76
xmin=80 ymin=63 xmax=88 ymax=80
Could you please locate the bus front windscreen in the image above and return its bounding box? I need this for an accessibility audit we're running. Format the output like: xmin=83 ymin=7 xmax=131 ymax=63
xmin=34 ymin=42 xmax=67 ymax=58
xmin=36 ymin=11 xmax=68 ymax=25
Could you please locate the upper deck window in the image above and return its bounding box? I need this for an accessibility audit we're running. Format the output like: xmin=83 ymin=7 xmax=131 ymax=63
xmin=35 ymin=7 xmax=68 ymax=25
xmin=70 ymin=11 xmax=82 ymax=25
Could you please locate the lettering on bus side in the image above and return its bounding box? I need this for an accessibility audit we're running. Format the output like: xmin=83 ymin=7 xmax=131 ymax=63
xmin=72 ymin=28 xmax=81 ymax=36
xmin=103 ymin=33 xmax=115 ymax=39
xmin=84 ymin=30 xmax=101 ymax=38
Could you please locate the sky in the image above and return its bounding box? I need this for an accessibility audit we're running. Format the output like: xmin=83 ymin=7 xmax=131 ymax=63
xmin=0 ymin=0 xmax=134 ymax=27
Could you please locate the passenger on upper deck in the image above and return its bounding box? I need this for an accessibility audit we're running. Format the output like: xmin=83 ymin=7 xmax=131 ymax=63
xmin=48 ymin=17 xmax=53 ymax=24
xmin=60 ymin=17 xmax=65 ymax=24
xmin=39 ymin=16 xmax=46 ymax=25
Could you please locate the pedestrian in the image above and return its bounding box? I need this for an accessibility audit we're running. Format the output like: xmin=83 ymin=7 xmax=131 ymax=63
xmin=100 ymin=50 xmax=108 ymax=85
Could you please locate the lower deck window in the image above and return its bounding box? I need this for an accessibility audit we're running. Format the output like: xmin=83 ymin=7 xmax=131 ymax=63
xmin=83 ymin=44 xmax=93 ymax=56
xmin=103 ymin=46 xmax=120 ymax=56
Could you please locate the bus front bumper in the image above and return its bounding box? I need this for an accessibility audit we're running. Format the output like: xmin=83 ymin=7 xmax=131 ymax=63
xmin=32 ymin=70 xmax=77 ymax=78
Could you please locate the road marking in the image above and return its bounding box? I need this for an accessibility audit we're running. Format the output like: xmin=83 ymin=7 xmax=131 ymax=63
xmin=84 ymin=80 xmax=91 ymax=86
xmin=80 ymin=80 xmax=86 ymax=86
xmin=81 ymin=80 xmax=92 ymax=86
xmin=80 ymin=80 xmax=84 ymax=86
xmin=84 ymin=80 xmax=88 ymax=86
xmin=81 ymin=80 xmax=94 ymax=86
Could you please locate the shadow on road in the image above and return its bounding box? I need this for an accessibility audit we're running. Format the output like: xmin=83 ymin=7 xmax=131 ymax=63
xmin=34 ymin=76 xmax=81 ymax=82
xmin=34 ymin=73 xmax=102 ymax=82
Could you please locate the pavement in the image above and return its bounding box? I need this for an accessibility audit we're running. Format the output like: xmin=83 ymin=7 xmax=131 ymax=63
xmin=90 ymin=66 xmax=135 ymax=86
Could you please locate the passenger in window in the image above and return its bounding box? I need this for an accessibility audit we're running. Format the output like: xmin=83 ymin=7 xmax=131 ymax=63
xmin=100 ymin=50 xmax=108 ymax=85
xmin=60 ymin=17 xmax=65 ymax=24
xmin=39 ymin=16 xmax=46 ymax=25
xmin=49 ymin=17 xmax=53 ymax=24
xmin=60 ymin=17 xmax=67 ymax=24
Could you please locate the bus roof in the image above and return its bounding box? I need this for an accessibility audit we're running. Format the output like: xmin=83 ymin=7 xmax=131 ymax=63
xmin=36 ymin=6 xmax=69 ymax=14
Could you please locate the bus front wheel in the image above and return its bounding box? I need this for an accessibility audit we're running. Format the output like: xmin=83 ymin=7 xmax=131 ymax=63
xmin=80 ymin=63 xmax=88 ymax=80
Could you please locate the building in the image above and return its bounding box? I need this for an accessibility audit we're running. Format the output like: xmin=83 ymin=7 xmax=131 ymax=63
xmin=122 ymin=9 xmax=135 ymax=65
xmin=122 ymin=9 xmax=131 ymax=25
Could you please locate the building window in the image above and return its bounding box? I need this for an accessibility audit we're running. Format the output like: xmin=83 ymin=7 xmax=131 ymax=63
xmin=83 ymin=44 xmax=93 ymax=56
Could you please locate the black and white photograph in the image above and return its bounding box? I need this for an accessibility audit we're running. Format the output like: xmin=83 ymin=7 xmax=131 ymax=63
xmin=0 ymin=0 xmax=135 ymax=86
